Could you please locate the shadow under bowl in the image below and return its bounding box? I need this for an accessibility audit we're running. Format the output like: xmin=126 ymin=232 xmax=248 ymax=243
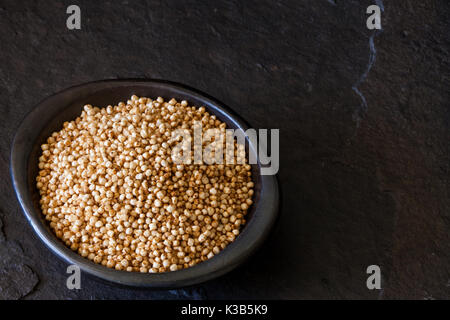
xmin=10 ymin=79 xmax=279 ymax=288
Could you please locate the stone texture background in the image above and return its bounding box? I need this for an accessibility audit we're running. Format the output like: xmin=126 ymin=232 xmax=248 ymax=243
xmin=0 ymin=0 xmax=449 ymax=299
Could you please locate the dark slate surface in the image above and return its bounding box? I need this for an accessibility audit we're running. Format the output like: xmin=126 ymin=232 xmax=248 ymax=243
xmin=0 ymin=0 xmax=449 ymax=299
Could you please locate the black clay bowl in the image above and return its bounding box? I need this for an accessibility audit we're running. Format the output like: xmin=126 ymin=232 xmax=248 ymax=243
xmin=10 ymin=79 xmax=279 ymax=288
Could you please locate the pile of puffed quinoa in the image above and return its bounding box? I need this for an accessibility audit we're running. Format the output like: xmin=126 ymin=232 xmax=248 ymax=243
xmin=36 ymin=95 xmax=254 ymax=273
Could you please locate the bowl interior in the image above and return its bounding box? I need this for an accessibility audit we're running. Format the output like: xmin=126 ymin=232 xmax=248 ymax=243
xmin=12 ymin=80 xmax=277 ymax=287
xmin=28 ymin=83 xmax=262 ymax=231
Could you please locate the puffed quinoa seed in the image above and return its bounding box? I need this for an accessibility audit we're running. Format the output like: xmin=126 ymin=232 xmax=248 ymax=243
xmin=36 ymin=96 xmax=253 ymax=273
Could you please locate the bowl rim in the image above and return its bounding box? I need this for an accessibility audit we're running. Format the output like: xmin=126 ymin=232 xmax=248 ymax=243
xmin=10 ymin=79 xmax=279 ymax=288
